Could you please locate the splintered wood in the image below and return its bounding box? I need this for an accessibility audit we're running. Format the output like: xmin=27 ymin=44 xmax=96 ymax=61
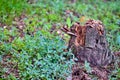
xmin=62 ymin=19 xmax=114 ymax=67
xmin=62 ymin=20 xmax=115 ymax=80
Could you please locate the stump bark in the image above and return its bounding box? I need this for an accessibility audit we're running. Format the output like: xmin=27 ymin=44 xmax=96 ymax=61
xmin=62 ymin=20 xmax=115 ymax=80
xmin=62 ymin=19 xmax=114 ymax=67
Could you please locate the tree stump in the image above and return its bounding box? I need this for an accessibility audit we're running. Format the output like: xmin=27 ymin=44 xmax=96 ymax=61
xmin=62 ymin=20 xmax=115 ymax=80
xmin=62 ymin=19 xmax=114 ymax=67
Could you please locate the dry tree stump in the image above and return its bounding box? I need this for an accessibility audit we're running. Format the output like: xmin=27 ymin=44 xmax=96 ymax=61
xmin=62 ymin=20 xmax=115 ymax=80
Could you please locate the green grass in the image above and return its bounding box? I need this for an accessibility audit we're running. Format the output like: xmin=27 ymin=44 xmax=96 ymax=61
xmin=0 ymin=0 xmax=120 ymax=79
xmin=0 ymin=0 xmax=31 ymax=25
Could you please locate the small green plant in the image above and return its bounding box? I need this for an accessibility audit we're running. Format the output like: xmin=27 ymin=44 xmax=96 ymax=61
xmin=11 ymin=31 xmax=74 ymax=80
xmin=84 ymin=60 xmax=92 ymax=73
xmin=66 ymin=17 xmax=72 ymax=27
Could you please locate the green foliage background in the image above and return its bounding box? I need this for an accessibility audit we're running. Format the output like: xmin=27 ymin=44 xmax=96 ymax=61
xmin=0 ymin=0 xmax=120 ymax=80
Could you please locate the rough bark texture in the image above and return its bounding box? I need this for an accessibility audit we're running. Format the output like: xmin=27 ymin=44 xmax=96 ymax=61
xmin=62 ymin=19 xmax=114 ymax=67
xmin=62 ymin=19 xmax=115 ymax=80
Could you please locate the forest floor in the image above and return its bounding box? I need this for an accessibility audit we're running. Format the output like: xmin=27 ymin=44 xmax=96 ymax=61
xmin=0 ymin=0 xmax=120 ymax=80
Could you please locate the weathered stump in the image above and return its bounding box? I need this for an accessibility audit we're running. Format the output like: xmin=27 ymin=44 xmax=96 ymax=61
xmin=62 ymin=19 xmax=114 ymax=67
xmin=62 ymin=19 xmax=114 ymax=80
